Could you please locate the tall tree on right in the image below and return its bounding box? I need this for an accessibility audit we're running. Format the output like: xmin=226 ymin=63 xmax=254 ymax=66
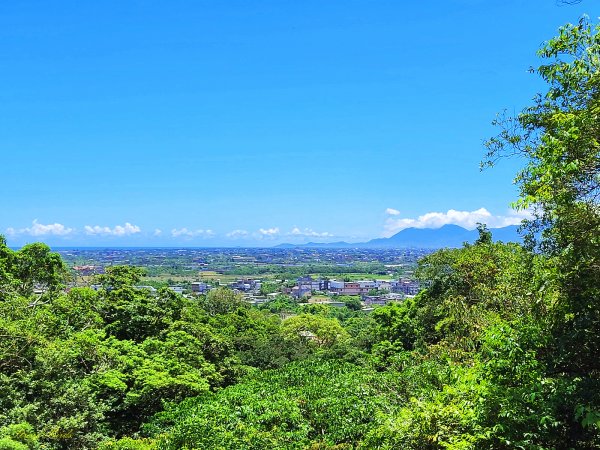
xmin=484 ymin=16 xmax=600 ymax=441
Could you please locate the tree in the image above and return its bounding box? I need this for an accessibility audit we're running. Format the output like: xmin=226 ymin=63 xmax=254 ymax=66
xmin=484 ymin=17 xmax=600 ymax=444
xmin=96 ymin=266 xmax=146 ymax=290
xmin=259 ymin=281 xmax=279 ymax=296
xmin=258 ymin=294 xmax=298 ymax=314
xmin=484 ymin=17 xmax=600 ymax=256
xmin=282 ymin=314 xmax=349 ymax=348
xmin=474 ymin=223 xmax=492 ymax=246
xmin=0 ymin=236 xmax=17 ymax=300
xmin=147 ymin=360 xmax=390 ymax=450
xmin=342 ymin=296 xmax=362 ymax=311
xmin=11 ymin=243 xmax=68 ymax=298
xmin=200 ymin=287 xmax=246 ymax=316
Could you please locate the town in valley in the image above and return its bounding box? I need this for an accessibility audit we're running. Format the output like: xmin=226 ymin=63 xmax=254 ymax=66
xmin=62 ymin=247 xmax=428 ymax=311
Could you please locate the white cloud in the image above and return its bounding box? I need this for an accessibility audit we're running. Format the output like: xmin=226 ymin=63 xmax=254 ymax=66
xmin=258 ymin=227 xmax=280 ymax=237
xmin=383 ymin=208 xmax=532 ymax=236
xmin=385 ymin=208 xmax=400 ymax=216
xmin=289 ymin=227 xmax=334 ymax=238
xmin=85 ymin=222 xmax=141 ymax=236
xmin=226 ymin=229 xmax=249 ymax=238
xmin=6 ymin=220 xmax=74 ymax=237
xmin=171 ymin=228 xmax=215 ymax=238
xmin=153 ymin=229 xmax=162 ymax=236
xmin=85 ymin=225 xmax=111 ymax=235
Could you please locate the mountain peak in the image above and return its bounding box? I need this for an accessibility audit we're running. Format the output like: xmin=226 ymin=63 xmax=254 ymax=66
xmin=275 ymin=225 xmax=522 ymax=249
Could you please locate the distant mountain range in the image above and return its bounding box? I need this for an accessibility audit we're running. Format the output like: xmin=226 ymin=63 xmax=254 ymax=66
xmin=275 ymin=224 xmax=522 ymax=249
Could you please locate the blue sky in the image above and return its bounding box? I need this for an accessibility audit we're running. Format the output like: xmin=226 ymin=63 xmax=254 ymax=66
xmin=1 ymin=0 xmax=593 ymax=246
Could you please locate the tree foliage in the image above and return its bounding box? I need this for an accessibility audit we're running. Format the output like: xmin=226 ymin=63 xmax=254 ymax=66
xmin=484 ymin=16 xmax=600 ymax=444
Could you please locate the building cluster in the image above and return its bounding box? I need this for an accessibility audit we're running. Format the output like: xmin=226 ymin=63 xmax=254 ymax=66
xmin=289 ymin=276 xmax=420 ymax=299
xmin=83 ymin=272 xmax=421 ymax=310
xmin=191 ymin=281 xmax=211 ymax=294
xmin=72 ymin=265 xmax=105 ymax=276
xmin=229 ymin=278 xmax=262 ymax=292
xmin=187 ymin=275 xmax=421 ymax=307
